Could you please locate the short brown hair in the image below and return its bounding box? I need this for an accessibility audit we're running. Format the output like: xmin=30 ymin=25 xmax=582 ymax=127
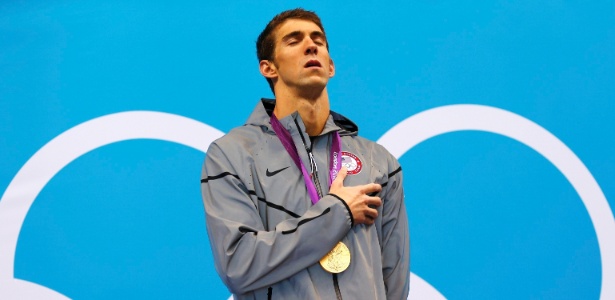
xmin=256 ymin=8 xmax=329 ymax=93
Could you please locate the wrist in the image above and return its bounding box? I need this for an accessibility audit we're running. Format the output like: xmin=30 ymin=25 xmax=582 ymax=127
xmin=328 ymin=193 xmax=354 ymax=227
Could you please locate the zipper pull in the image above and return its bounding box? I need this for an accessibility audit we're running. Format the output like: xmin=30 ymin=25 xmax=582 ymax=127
xmin=308 ymin=151 xmax=318 ymax=174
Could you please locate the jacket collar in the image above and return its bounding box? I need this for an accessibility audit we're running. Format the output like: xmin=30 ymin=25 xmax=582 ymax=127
xmin=246 ymin=98 xmax=359 ymax=137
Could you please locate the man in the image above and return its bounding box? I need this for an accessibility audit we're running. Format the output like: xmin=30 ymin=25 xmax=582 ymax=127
xmin=201 ymin=8 xmax=409 ymax=299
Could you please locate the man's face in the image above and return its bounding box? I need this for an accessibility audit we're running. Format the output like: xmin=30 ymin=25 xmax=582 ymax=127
xmin=262 ymin=19 xmax=335 ymax=93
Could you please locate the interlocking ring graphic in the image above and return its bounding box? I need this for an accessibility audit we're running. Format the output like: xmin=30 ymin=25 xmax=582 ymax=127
xmin=0 ymin=105 xmax=612 ymax=299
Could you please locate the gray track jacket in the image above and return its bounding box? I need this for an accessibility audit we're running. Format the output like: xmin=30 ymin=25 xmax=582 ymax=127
xmin=201 ymin=99 xmax=410 ymax=299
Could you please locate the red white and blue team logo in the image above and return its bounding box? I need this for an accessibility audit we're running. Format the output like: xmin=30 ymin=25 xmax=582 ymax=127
xmin=341 ymin=151 xmax=362 ymax=175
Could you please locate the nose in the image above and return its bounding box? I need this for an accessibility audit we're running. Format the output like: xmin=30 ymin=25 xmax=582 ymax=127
xmin=305 ymin=41 xmax=318 ymax=55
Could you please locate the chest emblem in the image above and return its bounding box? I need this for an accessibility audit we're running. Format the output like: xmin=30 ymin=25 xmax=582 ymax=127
xmin=341 ymin=151 xmax=363 ymax=175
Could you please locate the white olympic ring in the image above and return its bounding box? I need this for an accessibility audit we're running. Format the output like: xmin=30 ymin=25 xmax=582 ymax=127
xmin=378 ymin=104 xmax=614 ymax=299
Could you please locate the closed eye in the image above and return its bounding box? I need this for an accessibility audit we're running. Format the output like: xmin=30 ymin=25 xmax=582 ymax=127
xmin=310 ymin=32 xmax=327 ymax=47
xmin=282 ymin=31 xmax=304 ymax=46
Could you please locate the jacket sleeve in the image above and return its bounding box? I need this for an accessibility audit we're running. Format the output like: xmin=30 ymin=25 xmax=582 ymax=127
xmin=201 ymin=141 xmax=354 ymax=295
xmin=380 ymin=151 xmax=410 ymax=300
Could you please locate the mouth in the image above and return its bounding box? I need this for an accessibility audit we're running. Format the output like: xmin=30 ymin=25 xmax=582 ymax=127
xmin=304 ymin=60 xmax=322 ymax=68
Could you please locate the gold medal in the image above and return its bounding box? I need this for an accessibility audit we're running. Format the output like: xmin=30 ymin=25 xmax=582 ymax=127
xmin=319 ymin=241 xmax=351 ymax=273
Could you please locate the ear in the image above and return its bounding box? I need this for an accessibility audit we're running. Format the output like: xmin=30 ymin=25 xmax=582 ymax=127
xmin=328 ymin=58 xmax=335 ymax=78
xmin=259 ymin=60 xmax=278 ymax=79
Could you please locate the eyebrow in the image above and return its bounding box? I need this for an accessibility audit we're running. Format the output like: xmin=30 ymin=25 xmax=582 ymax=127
xmin=310 ymin=31 xmax=327 ymax=43
xmin=281 ymin=31 xmax=304 ymax=43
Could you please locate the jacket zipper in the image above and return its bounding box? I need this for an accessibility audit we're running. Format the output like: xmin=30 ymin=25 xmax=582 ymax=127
xmin=308 ymin=150 xmax=324 ymax=198
xmin=293 ymin=119 xmax=325 ymax=198
xmin=293 ymin=119 xmax=343 ymax=300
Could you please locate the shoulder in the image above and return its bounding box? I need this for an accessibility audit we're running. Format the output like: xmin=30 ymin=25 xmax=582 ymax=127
xmin=207 ymin=124 xmax=267 ymax=160
xmin=345 ymin=135 xmax=399 ymax=164
xmin=341 ymin=135 xmax=401 ymax=179
xmin=214 ymin=124 xmax=264 ymax=146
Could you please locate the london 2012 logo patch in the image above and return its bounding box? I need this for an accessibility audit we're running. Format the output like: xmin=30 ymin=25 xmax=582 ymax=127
xmin=341 ymin=151 xmax=362 ymax=175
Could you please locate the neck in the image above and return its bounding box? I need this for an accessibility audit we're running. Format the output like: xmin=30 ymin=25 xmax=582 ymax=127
xmin=273 ymin=88 xmax=330 ymax=136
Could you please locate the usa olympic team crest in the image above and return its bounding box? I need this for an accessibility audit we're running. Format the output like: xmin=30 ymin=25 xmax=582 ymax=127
xmin=341 ymin=151 xmax=362 ymax=175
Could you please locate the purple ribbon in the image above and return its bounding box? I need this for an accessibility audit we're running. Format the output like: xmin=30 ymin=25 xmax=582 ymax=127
xmin=270 ymin=113 xmax=342 ymax=205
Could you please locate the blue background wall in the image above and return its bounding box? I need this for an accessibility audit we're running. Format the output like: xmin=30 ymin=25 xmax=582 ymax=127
xmin=1 ymin=1 xmax=614 ymax=299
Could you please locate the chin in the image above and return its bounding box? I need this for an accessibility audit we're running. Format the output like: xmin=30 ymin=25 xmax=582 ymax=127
xmin=302 ymin=83 xmax=327 ymax=93
xmin=300 ymin=78 xmax=328 ymax=89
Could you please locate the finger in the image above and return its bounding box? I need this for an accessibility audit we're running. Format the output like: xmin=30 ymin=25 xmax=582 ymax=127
xmin=360 ymin=183 xmax=382 ymax=195
xmin=364 ymin=210 xmax=378 ymax=225
xmin=366 ymin=196 xmax=382 ymax=208
xmin=332 ymin=166 xmax=348 ymax=187
xmin=366 ymin=207 xmax=379 ymax=220
xmin=361 ymin=212 xmax=375 ymax=224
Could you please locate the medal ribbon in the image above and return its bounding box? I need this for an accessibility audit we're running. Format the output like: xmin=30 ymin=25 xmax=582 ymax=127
xmin=270 ymin=113 xmax=342 ymax=205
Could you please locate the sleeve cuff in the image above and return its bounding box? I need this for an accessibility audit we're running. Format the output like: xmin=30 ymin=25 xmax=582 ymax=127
xmin=328 ymin=193 xmax=354 ymax=227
